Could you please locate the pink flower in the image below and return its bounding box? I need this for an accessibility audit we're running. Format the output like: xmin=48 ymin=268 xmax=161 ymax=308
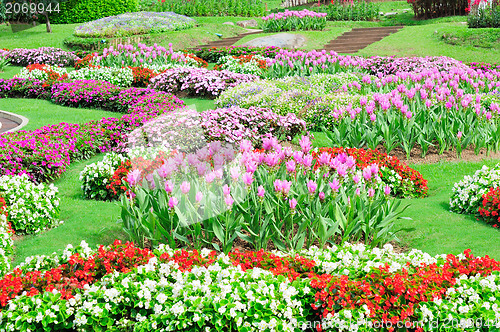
xmin=168 ymin=196 xmax=178 ymax=209
xmin=457 ymin=131 xmax=463 ymax=139
xmin=195 ymin=191 xmax=203 ymax=203
xmin=274 ymin=179 xmax=283 ymax=193
xmin=329 ymin=179 xmax=340 ymax=192
xmin=289 ymin=198 xmax=298 ymax=209
xmin=307 ymin=180 xmax=317 ymax=194
xmin=127 ymin=169 xmax=141 ymax=186
xmin=355 ymin=187 xmax=361 ymax=195
xmin=319 ymin=192 xmax=325 ymax=201
xmin=384 ymin=185 xmax=391 ymax=195
xmin=180 ymin=181 xmax=190 ymax=195
xmin=242 ymin=172 xmax=254 ymax=186
xmin=299 ymin=136 xmax=312 ymax=154
xmin=286 ymin=160 xmax=296 ymax=173
xmin=223 ymin=184 xmax=231 ymax=196
xmin=224 ymin=195 xmax=234 ymax=207
xmin=257 ymin=185 xmax=265 ymax=197
xmin=368 ymin=188 xmax=375 ymax=197
xmin=164 ymin=180 xmax=174 ymax=193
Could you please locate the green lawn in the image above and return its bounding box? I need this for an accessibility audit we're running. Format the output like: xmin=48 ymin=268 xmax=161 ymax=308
xmin=0 ymin=99 xmax=113 ymax=131
xmin=12 ymin=154 xmax=125 ymax=266
xmin=398 ymin=159 xmax=500 ymax=259
xmin=357 ymin=22 xmax=500 ymax=63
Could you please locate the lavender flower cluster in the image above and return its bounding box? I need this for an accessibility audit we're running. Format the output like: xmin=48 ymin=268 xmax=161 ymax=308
xmin=148 ymin=67 xmax=259 ymax=98
xmin=74 ymin=12 xmax=196 ymax=38
xmin=5 ymin=48 xmax=80 ymax=67
xmin=200 ymin=106 xmax=306 ymax=146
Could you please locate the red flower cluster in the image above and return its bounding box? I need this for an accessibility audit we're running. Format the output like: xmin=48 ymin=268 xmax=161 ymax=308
xmin=229 ymin=250 xmax=316 ymax=281
xmin=129 ymin=66 xmax=159 ymax=87
xmin=74 ymin=53 xmax=96 ymax=70
xmin=313 ymin=147 xmax=428 ymax=197
xmin=26 ymin=64 xmax=69 ymax=87
xmin=478 ymin=187 xmax=500 ymax=227
xmin=186 ymin=54 xmax=208 ymax=68
xmin=214 ymin=54 xmax=267 ymax=71
xmin=309 ymin=249 xmax=500 ymax=330
xmin=107 ymin=160 xmax=132 ymax=198
xmin=0 ymin=240 xmax=153 ymax=307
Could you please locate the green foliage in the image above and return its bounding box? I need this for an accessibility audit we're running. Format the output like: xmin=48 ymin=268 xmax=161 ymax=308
xmin=439 ymin=26 xmax=500 ymax=48
xmin=468 ymin=6 xmax=500 ymax=28
xmin=150 ymin=0 xmax=265 ymax=17
xmin=318 ymin=1 xmax=380 ymax=21
xmin=63 ymin=36 xmax=109 ymax=50
xmin=49 ymin=0 xmax=139 ymax=24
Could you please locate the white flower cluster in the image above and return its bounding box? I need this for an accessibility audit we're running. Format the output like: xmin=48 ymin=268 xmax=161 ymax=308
xmin=216 ymin=55 xmax=269 ymax=77
xmin=0 ymin=209 xmax=13 ymax=275
xmin=68 ymin=67 xmax=133 ymax=87
xmin=450 ymin=163 xmax=500 ymax=214
xmin=0 ymin=174 xmax=60 ymax=235
xmin=79 ymin=153 xmax=127 ymax=200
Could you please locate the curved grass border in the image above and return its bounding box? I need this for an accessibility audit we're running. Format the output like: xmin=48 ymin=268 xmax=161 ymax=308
xmin=0 ymin=109 xmax=29 ymax=133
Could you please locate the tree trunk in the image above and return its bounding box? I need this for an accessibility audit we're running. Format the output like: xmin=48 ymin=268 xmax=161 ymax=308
xmin=44 ymin=12 xmax=52 ymax=33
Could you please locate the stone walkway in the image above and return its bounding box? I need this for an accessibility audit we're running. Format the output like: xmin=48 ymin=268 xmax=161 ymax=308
xmin=0 ymin=116 xmax=20 ymax=134
xmin=324 ymin=26 xmax=404 ymax=54
xmin=193 ymin=30 xmax=263 ymax=49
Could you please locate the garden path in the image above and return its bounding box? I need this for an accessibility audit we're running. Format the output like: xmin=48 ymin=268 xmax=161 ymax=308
xmin=324 ymin=26 xmax=404 ymax=54
xmin=0 ymin=116 xmax=19 ymax=133
xmin=193 ymin=29 xmax=263 ymax=49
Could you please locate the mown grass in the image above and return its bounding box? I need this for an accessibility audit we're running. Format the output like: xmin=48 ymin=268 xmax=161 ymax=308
xmin=437 ymin=26 xmax=500 ymax=49
xmin=12 ymin=154 xmax=125 ymax=266
xmin=398 ymin=159 xmax=500 ymax=259
xmin=0 ymin=99 xmax=113 ymax=131
xmin=357 ymin=22 xmax=500 ymax=63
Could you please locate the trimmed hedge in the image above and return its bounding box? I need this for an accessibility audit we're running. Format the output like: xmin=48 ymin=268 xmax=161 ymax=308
xmin=49 ymin=0 xmax=139 ymax=24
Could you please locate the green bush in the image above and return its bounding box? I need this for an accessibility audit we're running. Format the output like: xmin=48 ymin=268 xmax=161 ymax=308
xmin=468 ymin=7 xmax=500 ymax=28
xmin=317 ymin=1 xmax=379 ymax=21
xmin=150 ymin=0 xmax=265 ymax=17
xmin=49 ymin=0 xmax=139 ymax=24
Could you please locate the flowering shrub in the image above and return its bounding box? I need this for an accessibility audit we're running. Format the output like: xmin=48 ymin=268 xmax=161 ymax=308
xmin=51 ymin=79 xmax=121 ymax=109
xmin=314 ymin=147 xmax=428 ymax=198
xmin=148 ymin=67 xmax=259 ymax=98
xmin=478 ymin=187 xmax=500 ymax=227
xmin=450 ymin=164 xmax=500 ymax=215
xmin=261 ymin=9 xmax=327 ymax=32
xmin=0 ymin=174 xmax=60 ymax=234
xmin=2 ymin=241 xmax=500 ymax=331
xmin=68 ymin=66 xmax=134 ymax=87
xmin=469 ymin=61 xmax=500 ymax=72
xmin=79 ymin=153 xmax=128 ymax=200
xmin=4 ymin=47 xmax=80 ymax=67
xmin=74 ymin=53 xmax=95 ymax=70
xmin=129 ymin=66 xmax=158 ymax=87
xmin=74 ymin=12 xmax=196 ymax=38
xmin=200 ymin=106 xmax=306 ymax=146
xmin=215 ymin=54 xmax=269 ymax=77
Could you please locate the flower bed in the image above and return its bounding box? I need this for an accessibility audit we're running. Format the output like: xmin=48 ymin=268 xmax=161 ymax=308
xmin=0 ymin=196 xmax=13 ymax=275
xmin=0 ymin=174 xmax=60 ymax=234
xmin=261 ymin=9 xmax=327 ymax=32
xmin=314 ymin=147 xmax=428 ymax=198
xmin=79 ymin=153 xmax=127 ymax=201
xmin=148 ymin=67 xmax=259 ymax=98
xmin=187 ymin=45 xmax=285 ymax=63
xmin=478 ymin=187 xmax=500 ymax=227
xmin=450 ymin=163 xmax=500 ymax=215
xmin=2 ymin=240 xmax=500 ymax=331
xmin=317 ymin=0 xmax=379 ymax=21
xmin=74 ymin=12 xmax=196 ymax=38
xmin=214 ymin=54 xmax=269 ymax=77
xmin=4 ymin=47 xmax=80 ymax=67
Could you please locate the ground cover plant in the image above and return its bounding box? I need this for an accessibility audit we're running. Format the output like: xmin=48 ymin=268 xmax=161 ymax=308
xmin=261 ymin=10 xmax=327 ymax=32
xmin=73 ymin=12 xmax=196 ymax=38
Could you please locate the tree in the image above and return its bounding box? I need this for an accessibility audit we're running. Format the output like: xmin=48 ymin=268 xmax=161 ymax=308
xmin=3 ymin=0 xmax=64 ymax=33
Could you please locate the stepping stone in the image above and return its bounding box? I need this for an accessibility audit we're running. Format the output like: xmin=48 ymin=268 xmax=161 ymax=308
xmin=241 ymin=33 xmax=306 ymax=48
xmin=223 ymin=22 xmax=235 ymax=25
xmin=236 ymin=20 xmax=258 ymax=28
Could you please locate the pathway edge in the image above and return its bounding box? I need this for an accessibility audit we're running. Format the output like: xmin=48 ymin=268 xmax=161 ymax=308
xmin=0 ymin=110 xmax=29 ymax=133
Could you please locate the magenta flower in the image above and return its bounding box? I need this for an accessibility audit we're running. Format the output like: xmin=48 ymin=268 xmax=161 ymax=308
xmin=164 ymin=180 xmax=174 ymax=193
xmin=307 ymin=180 xmax=317 ymax=194
xmin=224 ymin=195 xmax=234 ymax=207
xmin=329 ymin=179 xmax=340 ymax=192
xmin=127 ymin=169 xmax=141 ymax=186
xmin=299 ymin=136 xmax=312 ymax=154
xmin=384 ymin=185 xmax=391 ymax=195
xmin=168 ymin=196 xmax=179 ymax=209
xmin=242 ymin=172 xmax=254 ymax=186
xmin=257 ymin=185 xmax=265 ymax=198
xmin=319 ymin=192 xmax=325 ymax=201
xmin=289 ymin=198 xmax=298 ymax=210
xmin=286 ymin=160 xmax=296 ymax=173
